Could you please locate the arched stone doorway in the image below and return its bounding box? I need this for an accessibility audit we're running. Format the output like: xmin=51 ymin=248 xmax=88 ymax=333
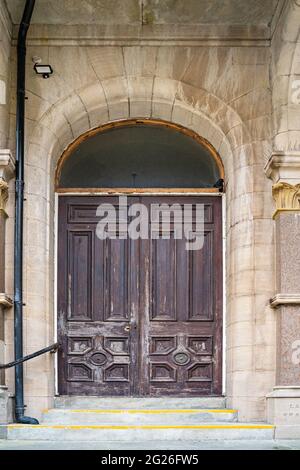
xmin=3 ymin=74 xmax=274 ymax=420
xmin=55 ymin=119 xmax=224 ymax=397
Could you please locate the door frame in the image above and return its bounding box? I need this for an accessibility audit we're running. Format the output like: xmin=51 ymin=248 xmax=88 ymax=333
xmin=53 ymin=190 xmax=226 ymax=396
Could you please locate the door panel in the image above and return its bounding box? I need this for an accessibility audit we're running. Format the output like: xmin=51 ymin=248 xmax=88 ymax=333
xmin=57 ymin=196 xmax=222 ymax=396
xmin=139 ymin=197 xmax=222 ymax=396
xmin=151 ymin=237 xmax=177 ymax=320
xmin=58 ymin=197 xmax=138 ymax=395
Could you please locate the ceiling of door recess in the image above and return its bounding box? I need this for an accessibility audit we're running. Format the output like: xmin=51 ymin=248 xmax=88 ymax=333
xmin=5 ymin=0 xmax=282 ymax=27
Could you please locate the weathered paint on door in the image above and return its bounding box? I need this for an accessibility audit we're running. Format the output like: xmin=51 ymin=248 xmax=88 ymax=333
xmin=57 ymin=196 xmax=222 ymax=396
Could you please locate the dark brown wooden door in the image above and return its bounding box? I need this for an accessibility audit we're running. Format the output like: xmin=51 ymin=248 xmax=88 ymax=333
xmin=57 ymin=196 xmax=222 ymax=396
xmin=139 ymin=197 xmax=222 ymax=396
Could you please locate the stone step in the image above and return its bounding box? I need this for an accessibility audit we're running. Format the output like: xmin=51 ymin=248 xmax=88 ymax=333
xmin=54 ymin=396 xmax=226 ymax=409
xmin=3 ymin=423 xmax=275 ymax=441
xmin=42 ymin=408 xmax=238 ymax=425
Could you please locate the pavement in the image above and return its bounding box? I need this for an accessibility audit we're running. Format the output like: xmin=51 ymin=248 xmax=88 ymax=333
xmin=0 ymin=439 xmax=300 ymax=450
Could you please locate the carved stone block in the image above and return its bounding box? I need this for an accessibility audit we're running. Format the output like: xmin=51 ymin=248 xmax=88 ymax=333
xmin=0 ymin=386 xmax=13 ymax=424
xmin=267 ymin=386 xmax=300 ymax=438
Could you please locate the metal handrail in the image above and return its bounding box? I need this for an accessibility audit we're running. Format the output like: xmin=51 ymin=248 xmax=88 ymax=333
xmin=0 ymin=343 xmax=59 ymax=369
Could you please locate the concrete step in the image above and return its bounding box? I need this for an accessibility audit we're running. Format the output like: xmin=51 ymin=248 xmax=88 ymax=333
xmin=3 ymin=423 xmax=275 ymax=441
xmin=42 ymin=408 xmax=238 ymax=425
xmin=54 ymin=396 xmax=226 ymax=409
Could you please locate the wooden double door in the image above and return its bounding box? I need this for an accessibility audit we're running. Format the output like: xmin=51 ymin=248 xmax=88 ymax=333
xmin=57 ymin=196 xmax=222 ymax=396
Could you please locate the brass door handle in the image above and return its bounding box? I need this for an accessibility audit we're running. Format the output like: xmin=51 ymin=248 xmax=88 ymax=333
xmin=124 ymin=325 xmax=130 ymax=332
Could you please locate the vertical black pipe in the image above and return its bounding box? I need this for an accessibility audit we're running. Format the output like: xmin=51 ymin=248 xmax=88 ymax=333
xmin=14 ymin=0 xmax=38 ymax=424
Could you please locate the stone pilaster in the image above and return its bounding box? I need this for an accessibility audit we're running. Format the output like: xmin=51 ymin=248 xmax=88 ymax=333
xmin=265 ymin=151 xmax=300 ymax=438
xmin=0 ymin=149 xmax=14 ymax=424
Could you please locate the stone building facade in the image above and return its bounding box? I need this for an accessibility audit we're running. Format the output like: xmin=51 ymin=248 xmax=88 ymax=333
xmin=0 ymin=0 xmax=299 ymax=439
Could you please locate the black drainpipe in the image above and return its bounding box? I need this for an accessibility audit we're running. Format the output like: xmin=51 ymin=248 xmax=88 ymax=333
xmin=14 ymin=0 xmax=38 ymax=424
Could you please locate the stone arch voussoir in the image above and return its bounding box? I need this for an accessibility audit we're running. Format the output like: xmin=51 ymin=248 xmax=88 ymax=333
xmin=28 ymin=76 xmax=254 ymax=182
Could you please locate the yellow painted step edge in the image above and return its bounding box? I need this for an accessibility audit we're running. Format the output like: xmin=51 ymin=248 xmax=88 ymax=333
xmin=8 ymin=424 xmax=274 ymax=430
xmin=42 ymin=409 xmax=237 ymax=414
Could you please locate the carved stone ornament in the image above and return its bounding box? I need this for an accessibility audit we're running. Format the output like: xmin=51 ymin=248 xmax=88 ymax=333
xmin=0 ymin=150 xmax=14 ymax=215
xmin=0 ymin=180 xmax=8 ymax=214
xmin=272 ymin=182 xmax=300 ymax=217
xmin=0 ymin=293 xmax=13 ymax=309
xmin=0 ymin=149 xmax=14 ymax=182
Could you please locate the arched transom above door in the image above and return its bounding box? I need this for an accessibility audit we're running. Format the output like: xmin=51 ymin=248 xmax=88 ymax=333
xmin=56 ymin=119 xmax=224 ymax=193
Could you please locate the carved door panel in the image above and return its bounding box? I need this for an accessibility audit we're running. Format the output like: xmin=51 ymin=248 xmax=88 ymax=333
xmin=57 ymin=197 xmax=139 ymax=395
xmin=139 ymin=197 xmax=222 ymax=396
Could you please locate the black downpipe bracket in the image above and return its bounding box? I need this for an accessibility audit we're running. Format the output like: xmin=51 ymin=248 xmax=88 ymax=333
xmin=14 ymin=0 xmax=38 ymax=424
